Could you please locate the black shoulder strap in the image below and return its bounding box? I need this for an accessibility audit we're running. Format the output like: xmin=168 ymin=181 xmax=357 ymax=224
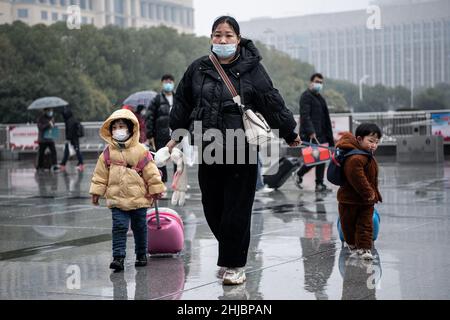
xmin=344 ymin=149 xmax=372 ymax=158
xmin=344 ymin=149 xmax=372 ymax=168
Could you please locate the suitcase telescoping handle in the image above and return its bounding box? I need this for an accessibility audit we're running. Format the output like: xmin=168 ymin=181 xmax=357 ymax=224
xmin=154 ymin=200 xmax=161 ymax=230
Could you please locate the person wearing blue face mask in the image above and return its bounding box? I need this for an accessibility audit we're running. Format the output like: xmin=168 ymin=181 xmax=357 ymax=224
xmin=296 ymin=73 xmax=335 ymax=192
xmin=146 ymin=74 xmax=176 ymax=183
xmin=167 ymin=16 xmax=301 ymax=286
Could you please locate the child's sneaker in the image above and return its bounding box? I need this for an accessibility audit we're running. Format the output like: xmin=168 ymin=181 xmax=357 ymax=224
xmin=109 ymin=257 xmax=125 ymax=271
xmin=349 ymin=248 xmax=363 ymax=259
xmin=223 ymin=267 xmax=246 ymax=285
xmin=135 ymin=254 xmax=148 ymax=267
xmin=346 ymin=244 xmax=358 ymax=256
xmin=360 ymin=249 xmax=374 ymax=260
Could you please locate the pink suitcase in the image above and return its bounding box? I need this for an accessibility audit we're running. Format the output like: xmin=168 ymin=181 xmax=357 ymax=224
xmin=146 ymin=202 xmax=184 ymax=255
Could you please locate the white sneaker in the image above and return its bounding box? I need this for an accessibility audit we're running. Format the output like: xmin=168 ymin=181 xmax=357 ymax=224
xmin=360 ymin=249 xmax=374 ymax=260
xmin=216 ymin=267 xmax=227 ymax=279
xmin=256 ymin=186 xmax=274 ymax=194
xmin=222 ymin=267 xmax=246 ymax=285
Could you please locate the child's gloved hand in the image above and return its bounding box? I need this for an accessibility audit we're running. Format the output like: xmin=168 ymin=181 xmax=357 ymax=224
xmin=92 ymin=194 xmax=100 ymax=206
xmin=151 ymin=193 xmax=163 ymax=200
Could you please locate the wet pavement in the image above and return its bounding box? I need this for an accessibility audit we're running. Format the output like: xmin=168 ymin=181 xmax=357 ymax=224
xmin=0 ymin=158 xmax=450 ymax=300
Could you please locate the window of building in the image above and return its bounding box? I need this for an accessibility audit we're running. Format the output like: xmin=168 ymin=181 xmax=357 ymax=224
xmin=115 ymin=16 xmax=125 ymax=27
xmin=52 ymin=12 xmax=58 ymax=21
xmin=82 ymin=16 xmax=88 ymax=24
xmin=80 ymin=0 xmax=86 ymax=9
xmin=130 ymin=0 xmax=135 ymax=16
xmin=70 ymin=0 xmax=76 ymax=5
xmin=39 ymin=0 xmax=47 ymax=4
xmin=140 ymin=1 xmax=147 ymax=18
xmin=171 ymin=7 xmax=176 ymax=23
xmin=60 ymin=0 xmax=66 ymax=6
xmin=89 ymin=0 xmax=93 ymax=10
xmin=49 ymin=0 xmax=56 ymax=5
xmin=164 ymin=6 xmax=170 ymax=22
xmin=114 ymin=0 xmax=124 ymax=14
xmin=17 ymin=9 xmax=28 ymax=18
xmin=62 ymin=14 xmax=68 ymax=21
xmin=149 ymin=4 xmax=155 ymax=19
xmin=157 ymin=5 xmax=163 ymax=20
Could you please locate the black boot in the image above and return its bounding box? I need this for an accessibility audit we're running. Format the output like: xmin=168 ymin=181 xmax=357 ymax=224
xmin=110 ymin=257 xmax=125 ymax=272
xmin=315 ymin=182 xmax=332 ymax=193
xmin=135 ymin=254 xmax=148 ymax=267
xmin=295 ymin=175 xmax=303 ymax=189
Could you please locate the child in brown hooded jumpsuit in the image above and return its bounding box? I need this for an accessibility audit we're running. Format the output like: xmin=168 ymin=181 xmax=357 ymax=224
xmin=336 ymin=123 xmax=383 ymax=260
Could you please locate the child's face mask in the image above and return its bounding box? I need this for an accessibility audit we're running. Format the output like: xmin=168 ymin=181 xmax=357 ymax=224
xmin=112 ymin=129 xmax=130 ymax=142
xmin=111 ymin=120 xmax=131 ymax=142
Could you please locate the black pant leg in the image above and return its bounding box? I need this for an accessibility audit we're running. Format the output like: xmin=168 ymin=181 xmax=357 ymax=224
xmin=160 ymin=166 xmax=168 ymax=183
xmin=315 ymin=163 xmax=326 ymax=184
xmin=218 ymin=163 xmax=258 ymax=268
xmin=198 ymin=163 xmax=225 ymax=242
xmin=48 ymin=141 xmax=57 ymax=166
xmin=72 ymin=139 xmax=84 ymax=165
xmin=297 ymin=164 xmax=313 ymax=178
xmin=37 ymin=143 xmax=47 ymax=168
xmin=60 ymin=142 xmax=69 ymax=165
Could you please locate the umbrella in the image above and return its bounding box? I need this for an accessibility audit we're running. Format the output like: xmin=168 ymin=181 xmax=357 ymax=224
xmin=123 ymin=90 xmax=158 ymax=109
xmin=28 ymin=97 xmax=69 ymax=110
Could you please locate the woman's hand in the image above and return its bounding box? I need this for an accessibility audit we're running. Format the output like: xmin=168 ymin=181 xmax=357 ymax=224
xmin=288 ymin=135 xmax=302 ymax=147
xmin=166 ymin=139 xmax=178 ymax=153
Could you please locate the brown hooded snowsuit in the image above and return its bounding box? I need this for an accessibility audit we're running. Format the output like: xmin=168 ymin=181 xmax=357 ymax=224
xmin=336 ymin=132 xmax=382 ymax=249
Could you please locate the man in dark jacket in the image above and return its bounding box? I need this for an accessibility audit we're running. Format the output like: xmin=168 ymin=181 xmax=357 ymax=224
xmin=59 ymin=107 xmax=84 ymax=171
xmin=297 ymin=73 xmax=334 ymax=192
xmin=36 ymin=108 xmax=58 ymax=171
xmin=146 ymin=74 xmax=176 ymax=182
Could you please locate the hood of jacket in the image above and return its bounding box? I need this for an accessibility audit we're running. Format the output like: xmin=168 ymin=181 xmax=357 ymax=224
xmin=62 ymin=107 xmax=73 ymax=121
xmin=100 ymin=109 xmax=140 ymax=148
xmin=336 ymin=132 xmax=365 ymax=151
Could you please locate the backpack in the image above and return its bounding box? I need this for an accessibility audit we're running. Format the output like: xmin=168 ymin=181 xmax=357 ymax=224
xmin=327 ymin=148 xmax=372 ymax=186
xmin=76 ymin=121 xmax=85 ymax=138
xmin=102 ymin=146 xmax=155 ymax=197
xmin=102 ymin=145 xmax=153 ymax=174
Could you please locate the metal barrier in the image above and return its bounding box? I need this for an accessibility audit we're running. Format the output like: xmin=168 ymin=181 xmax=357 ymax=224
xmin=0 ymin=109 xmax=449 ymax=151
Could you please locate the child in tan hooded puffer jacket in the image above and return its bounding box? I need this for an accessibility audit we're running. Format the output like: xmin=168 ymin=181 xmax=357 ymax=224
xmin=90 ymin=109 xmax=166 ymax=272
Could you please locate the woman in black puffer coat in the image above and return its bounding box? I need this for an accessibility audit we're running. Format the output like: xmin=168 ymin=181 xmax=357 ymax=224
xmin=168 ymin=16 xmax=301 ymax=285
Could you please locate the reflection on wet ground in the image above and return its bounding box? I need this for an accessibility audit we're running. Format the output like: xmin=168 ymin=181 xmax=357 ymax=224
xmin=0 ymin=159 xmax=449 ymax=299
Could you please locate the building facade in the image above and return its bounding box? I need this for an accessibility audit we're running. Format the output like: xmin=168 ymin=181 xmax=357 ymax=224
xmin=0 ymin=0 xmax=194 ymax=33
xmin=240 ymin=0 xmax=450 ymax=90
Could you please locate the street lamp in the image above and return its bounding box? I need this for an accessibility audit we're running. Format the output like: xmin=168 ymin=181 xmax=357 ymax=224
xmin=359 ymin=75 xmax=370 ymax=101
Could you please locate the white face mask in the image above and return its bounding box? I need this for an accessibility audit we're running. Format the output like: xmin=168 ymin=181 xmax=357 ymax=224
xmin=112 ymin=129 xmax=130 ymax=142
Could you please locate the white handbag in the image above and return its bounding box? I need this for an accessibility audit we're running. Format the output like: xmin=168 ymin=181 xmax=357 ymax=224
xmin=209 ymin=55 xmax=274 ymax=146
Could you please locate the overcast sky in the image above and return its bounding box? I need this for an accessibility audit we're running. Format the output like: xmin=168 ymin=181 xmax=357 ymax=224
xmin=194 ymin=0 xmax=371 ymax=36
